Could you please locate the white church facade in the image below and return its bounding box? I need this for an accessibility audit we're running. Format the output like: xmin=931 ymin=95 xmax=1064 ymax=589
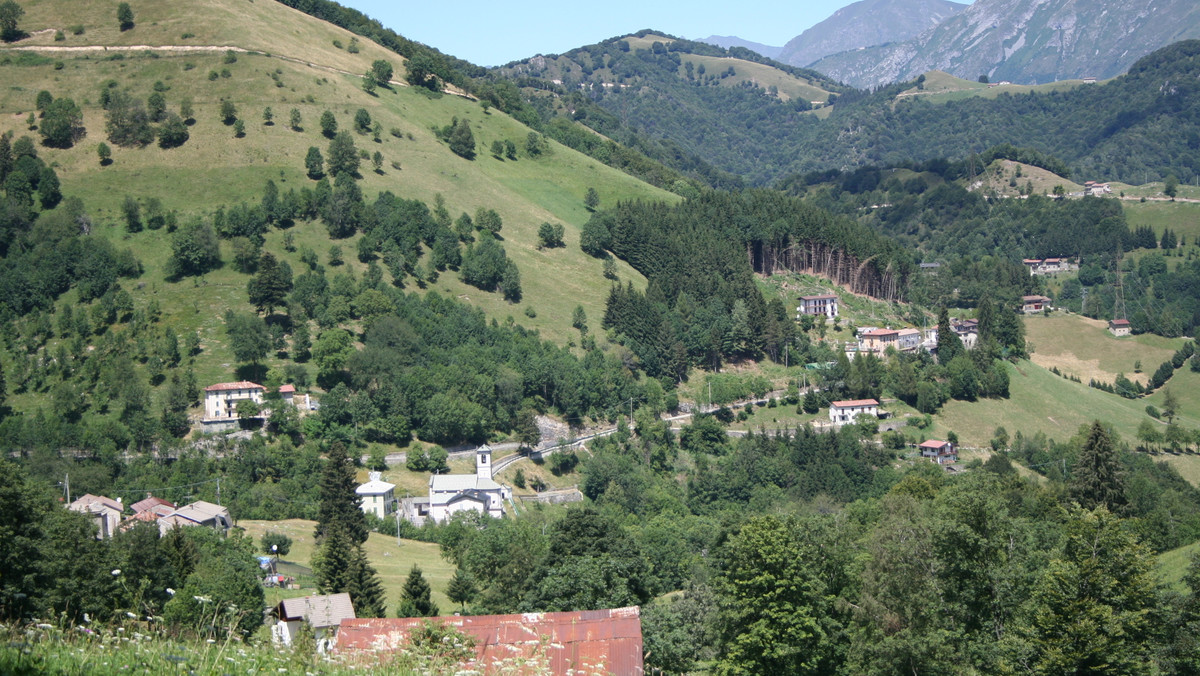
xmin=401 ymin=445 xmax=511 ymax=526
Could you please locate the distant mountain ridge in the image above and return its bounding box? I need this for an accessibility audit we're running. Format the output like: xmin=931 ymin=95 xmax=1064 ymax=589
xmin=778 ymin=0 xmax=966 ymax=69
xmin=696 ymin=35 xmax=782 ymax=60
xmin=811 ymin=0 xmax=1200 ymax=87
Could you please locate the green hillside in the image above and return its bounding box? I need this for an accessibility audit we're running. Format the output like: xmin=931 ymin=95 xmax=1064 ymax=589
xmin=0 ymin=0 xmax=673 ymax=381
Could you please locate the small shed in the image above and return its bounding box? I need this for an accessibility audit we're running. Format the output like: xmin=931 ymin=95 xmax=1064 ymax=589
xmin=1108 ymin=319 xmax=1131 ymax=337
xmin=273 ymin=592 xmax=356 ymax=649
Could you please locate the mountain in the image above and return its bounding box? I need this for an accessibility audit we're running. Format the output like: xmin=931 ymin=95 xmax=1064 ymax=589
xmin=777 ymin=0 xmax=966 ymax=69
xmin=696 ymin=35 xmax=783 ymax=60
xmin=492 ymin=31 xmax=846 ymax=185
xmin=811 ymin=0 xmax=1200 ymax=88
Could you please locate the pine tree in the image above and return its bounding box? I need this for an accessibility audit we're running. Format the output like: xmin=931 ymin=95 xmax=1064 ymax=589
xmin=313 ymin=526 xmax=354 ymax=594
xmin=936 ymin=307 xmax=962 ymax=364
xmin=398 ymin=565 xmax=439 ymax=617
xmin=247 ymin=252 xmax=291 ymax=315
xmin=1070 ymin=421 xmax=1127 ymax=512
xmin=315 ymin=442 xmax=368 ymax=545
xmin=446 ymin=568 xmax=477 ymax=611
xmin=344 ymin=544 xmax=386 ymax=618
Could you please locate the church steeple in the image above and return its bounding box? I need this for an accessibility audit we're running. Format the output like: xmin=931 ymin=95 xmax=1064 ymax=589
xmin=476 ymin=444 xmax=492 ymax=480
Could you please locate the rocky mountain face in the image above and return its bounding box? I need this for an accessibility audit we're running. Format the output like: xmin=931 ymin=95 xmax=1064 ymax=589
xmin=778 ymin=0 xmax=966 ymax=68
xmin=810 ymin=0 xmax=1200 ymax=87
xmin=696 ymin=35 xmax=783 ymax=60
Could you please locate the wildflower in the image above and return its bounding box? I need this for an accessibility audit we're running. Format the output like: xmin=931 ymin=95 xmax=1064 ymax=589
xmin=111 ymin=569 xmax=121 ymax=576
xmin=84 ymin=613 xmax=91 ymax=623
xmin=166 ymin=588 xmax=176 ymax=596
xmin=126 ymin=612 xmax=137 ymax=619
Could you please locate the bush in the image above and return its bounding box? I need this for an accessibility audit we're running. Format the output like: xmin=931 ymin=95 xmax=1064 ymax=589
xmin=261 ymin=532 xmax=293 ymax=556
xmin=1146 ymin=405 xmax=1161 ymax=419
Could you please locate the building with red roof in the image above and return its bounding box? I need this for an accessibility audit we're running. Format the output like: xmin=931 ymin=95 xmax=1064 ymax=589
xmin=335 ymin=606 xmax=644 ymax=675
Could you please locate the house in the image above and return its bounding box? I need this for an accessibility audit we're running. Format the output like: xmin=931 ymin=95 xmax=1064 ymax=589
xmin=203 ymin=381 xmax=267 ymax=421
xmin=829 ymin=399 xmax=879 ymax=425
xmin=1082 ymin=76 xmax=1097 ymax=83
xmin=336 ymin=606 xmax=644 ymax=675
xmin=273 ymin=593 xmax=356 ymax=651
xmin=68 ymin=494 xmax=124 ymax=539
xmin=859 ymin=328 xmax=900 ymax=354
xmin=797 ymin=294 xmax=838 ymax=319
xmin=1021 ymin=295 xmax=1052 ymax=314
xmin=918 ymin=439 xmax=957 ymax=465
xmin=951 ymin=319 xmax=979 ymax=350
xmin=356 ymin=472 xmax=396 ymax=519
xmin=279 ymin=384 xmax=296 ymax=406
xmin=401 ymin=445 xmax=511 ymax=526
xmin=1109 ymin=319 xmax=1131 ymax=337
xmin=1083 ymin=181 xmax=1111 ymax=196
xmin=1022 ymin=258 xmax=1079 ymax=276
xmin=897 ymin=328 xmax=923 ymax=352
xmin=157 ymin=500 xmax=232 ymax=535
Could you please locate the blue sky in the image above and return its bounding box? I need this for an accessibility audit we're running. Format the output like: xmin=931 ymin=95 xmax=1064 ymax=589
xmin=340 ymin=0 xmax=929 ymax=67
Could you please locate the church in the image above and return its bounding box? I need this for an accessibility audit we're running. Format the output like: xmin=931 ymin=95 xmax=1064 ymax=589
xmin=400 ymin=445 xmax=511 ymax=526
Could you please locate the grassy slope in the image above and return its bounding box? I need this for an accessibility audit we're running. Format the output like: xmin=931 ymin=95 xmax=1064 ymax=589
xmin=1024 ymin=313 xmax=1182 ymax=386
xmin=896 ymin=70 xmax=1090 ymax=104
xmin=0 ymin=0 xmax=672 ymax=408
xmin=1158 ymin=539 xmax=1200 ymax=590
xmin=975 ymin=159 xmax=1083 ymax=197
xmin=933 ymin=359 xmax=1176 ymax=447
xmin=1123 ymin=198 xmax=1200 ymax=242
xmin=239 ymin=518 xmax=455 ymax=613
xmin=12 ymin=0 xmax=402 ymax=76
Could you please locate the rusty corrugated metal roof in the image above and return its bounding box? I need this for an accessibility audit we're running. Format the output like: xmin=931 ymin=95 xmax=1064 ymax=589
xmin=336 ymin=606 xmax=643 ymax=675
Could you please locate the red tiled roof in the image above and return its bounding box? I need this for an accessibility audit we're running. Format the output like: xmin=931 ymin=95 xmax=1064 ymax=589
xmin=1022 ymin=295 xmax=1051 ymax=302
xmin=204 ymin=381 xmax=265 ymax=392
xmin=1110 ymin=319 xmax=1131 ymax=327
xmin=831 ymin=399 xmax=879 ymax=408
xmin=336 ymin=607 xmax=644 ymax=675
xmin=862 ymin=329 xmax=899 ymax=337
xmin=130 ymin=495 xmax=175 ymax=514
xmin=919 ymin=439 xmax=950 ymax=449
xmin=278 ymin=384 xmax=296 ymax=393
xmin=800 ymin=294 xmax=837 ymax=301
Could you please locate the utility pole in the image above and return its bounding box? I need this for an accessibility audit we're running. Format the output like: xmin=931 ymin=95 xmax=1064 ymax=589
xmin=216 ymin=478 xmax=221 ymax=506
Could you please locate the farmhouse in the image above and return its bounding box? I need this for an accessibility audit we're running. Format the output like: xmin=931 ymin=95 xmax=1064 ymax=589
xmin=68 ymin=494 xmax=124 ymax=539
xmin=1109 ymin=319 xmax=1131 ymax=337
xmin=156 ymin=500 xmax=232 ymax=536
xmin=336 ymin=606 xmax=644 ymax=674
xmin=918 ymin=439 xmax=957 ymax=465
xmin=797 ymin=293 xmax=838 ymax=319
xmin=356 ymin=472 xmax=396 ymax=519
xmin=829 ymin=399 xmax=879 ymax=425
xmin=273 ymin=593 xmax=356 ymax=651
xmin=401 ymin=445 xmax=511 ymax=526
xmin=1021 ymin=295 xmax=1052 ymax=314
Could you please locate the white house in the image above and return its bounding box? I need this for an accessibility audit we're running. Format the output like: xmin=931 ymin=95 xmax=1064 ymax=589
xmin=1109 ymin=319 xmax=1131 ymax=337
xmin=829 ymin=399 xmax=879 ymax=425
xmin=356 ymin=472 xmax=396 ymax=519
xmin=897 ymin=328 xmax=923 ymax=352
xmin=402 ymin=445 xmax=511 ymax=525
xmin=918 ymin=439 xmax=957 ymax=465
xmin=203 ymin=381 xmax=267 ymax=421
xmin=68 ymin=494 xmax=124 ymax=539
xmin=797 ymin=294 xmax=838 ymax=319
xmin=273 ymin=593 xmax=356 ymax=651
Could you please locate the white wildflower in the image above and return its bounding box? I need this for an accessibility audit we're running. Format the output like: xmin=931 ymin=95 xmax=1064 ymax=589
xmin=111 ymin=569 xmax=121 ymax=576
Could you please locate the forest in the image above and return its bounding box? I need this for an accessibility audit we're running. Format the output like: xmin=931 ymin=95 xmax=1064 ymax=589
xmin=497 ymin=37 xmax=1200 ymax=187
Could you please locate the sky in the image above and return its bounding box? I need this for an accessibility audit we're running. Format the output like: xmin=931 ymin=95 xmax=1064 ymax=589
xmin=340 ymin=0 xmax=902 ymax=67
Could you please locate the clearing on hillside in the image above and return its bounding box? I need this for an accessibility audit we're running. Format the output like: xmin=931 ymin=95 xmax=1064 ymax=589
xmin=1024 ymin=313 xmax=1183 ymax=386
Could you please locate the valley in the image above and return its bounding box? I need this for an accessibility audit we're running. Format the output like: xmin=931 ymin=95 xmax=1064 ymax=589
xmin=2 ymin=0 xmax=1200 ymax=674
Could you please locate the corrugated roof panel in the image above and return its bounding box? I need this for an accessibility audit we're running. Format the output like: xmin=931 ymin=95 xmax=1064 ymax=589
xmin=336 ymin=606 xmax=643 ymax=675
